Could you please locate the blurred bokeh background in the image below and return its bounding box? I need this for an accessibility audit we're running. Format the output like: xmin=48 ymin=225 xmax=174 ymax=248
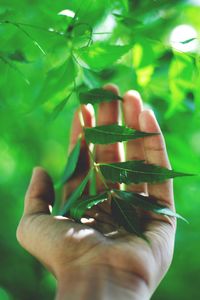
xmin=0 ymin=0 xmax=199 ymax=299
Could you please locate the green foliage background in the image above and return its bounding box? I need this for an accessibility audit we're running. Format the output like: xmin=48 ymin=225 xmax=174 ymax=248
xmin=0 ymin=0 xmax=199 ymax=299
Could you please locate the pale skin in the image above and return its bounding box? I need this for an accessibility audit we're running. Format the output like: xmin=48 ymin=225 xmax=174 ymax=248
xmin=16 ymin=84 xmax=176 ymax=300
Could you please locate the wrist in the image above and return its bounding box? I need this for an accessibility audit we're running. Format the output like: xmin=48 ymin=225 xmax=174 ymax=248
xmin=56 ymin=264 xmax=150 ymax=300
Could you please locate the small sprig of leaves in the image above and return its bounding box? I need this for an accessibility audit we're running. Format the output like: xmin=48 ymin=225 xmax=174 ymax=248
xmin=57 ymin=88 xmax=192 ymax=238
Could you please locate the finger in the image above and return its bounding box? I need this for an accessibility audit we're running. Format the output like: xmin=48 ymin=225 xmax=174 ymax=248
xmin=24 ymin=167 xmax=54 ymax=216
xmin=96 ymin=84 xmax=121 ymax=192
xmin=63 ymin=105 xmax=93 ymax=201
xmin=69 ymin=105 xmax=93 ymax=151
xmin=139 ymin=110 xmax=174 ymax=209
xmin=123 ymin=90 xmax=147 ymax=194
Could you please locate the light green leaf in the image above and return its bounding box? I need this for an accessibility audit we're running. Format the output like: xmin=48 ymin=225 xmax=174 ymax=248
xmin=0 ymin=55 xmax=30 ymax=85
xmin=84 ymin=124 xmax=158 ymax=144
xmin=74 ymin=43 xmax=132 ymax=71
xmin=50 ymin=91 xmax=73 ymax=121
xmin=113 ymin=190 xmax=187 ymax=222
xmin=79 ymin=88 xmax=123 ymax=104
xmin=14 ymin=22 xmax=46 ymax=55
xmin=113 ymin=13 xmax=143 ymax=27
xmin=112 ymin=196 xmax=144 ymax=237
xmin=70 ymin=192 xmax=108 ymax=220
xmin=60 ymin=171 xmax=91 ymax=216
xmin=99 ymin=160 xmax=193 ymax=184
xmin=38 ymin=58 xmax=76 ymax=105
xmin=56 ymin=137 xmax=81 ymax=189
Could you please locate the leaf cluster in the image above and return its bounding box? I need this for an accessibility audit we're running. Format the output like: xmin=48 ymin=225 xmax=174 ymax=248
xmin=57 ymin=88 xmax=191 ymax=237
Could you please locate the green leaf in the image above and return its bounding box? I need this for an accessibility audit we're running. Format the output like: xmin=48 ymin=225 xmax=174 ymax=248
xmin=60 ymin=171 xmax=91 ymax=216
xmin=113 ymin=190 xmax=187 ymax=222
xmin=50 ymin=91 xmax=73 ymax=121
xmin=0 ymin=55 xmax=30 ymax=85
xmin=84 ymin=124 xmax=158 ymax=144
xmin=8 ymin=50 xmax=28 ymax=63
xmin=79 ymin=88 xmax=123 ymax=104
xmin=180 ymin=38 xmax=196 ymax=44
xmin=56 ymin=137 xmax=81 ymax=189
xmin=113 ymin=13 xmax=143 ymax=27
xmin=74 ymin=43 xmax=132 ymax=71
xmin=38 ymin=58 xmax=76 ymax=105
xmin=99 ymin=160 xmax=193 ymax=184
xmin=112 ymin=196 xmax=144 ymax=236
xmin=13 ymin=22 xmax=46 ymax=55
xmin=70 ymin=192 xmax=108 ymax=220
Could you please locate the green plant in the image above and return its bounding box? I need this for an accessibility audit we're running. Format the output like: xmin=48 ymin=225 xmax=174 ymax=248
xmin=56 ymin=87 xmax=191 ymax=237
xmin=1 ymin=0 xmax=199 ymax=299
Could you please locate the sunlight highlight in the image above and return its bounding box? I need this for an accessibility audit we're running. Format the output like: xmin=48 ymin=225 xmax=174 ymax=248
xmin=170 ymin=24 xmax=198 ymax=52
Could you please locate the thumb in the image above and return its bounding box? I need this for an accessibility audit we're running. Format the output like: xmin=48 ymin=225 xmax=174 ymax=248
xmin=23 ymin=167 xmax=55 ymax=215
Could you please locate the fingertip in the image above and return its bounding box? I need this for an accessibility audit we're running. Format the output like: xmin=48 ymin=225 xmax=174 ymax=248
xmin=123 ymin=90 xmax=143 ymax=129
xmin=139 ymin=109 xmax=160 ymax=133
xmin=123 ymin=90 xmax=143 ymax=106
xmin=24 ymin=167 xmax=55 ymax=215
xmin=103 ymin=83 xmax=119 ymax=95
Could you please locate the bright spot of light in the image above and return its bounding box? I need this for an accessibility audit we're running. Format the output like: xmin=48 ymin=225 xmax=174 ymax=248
xmin=189 ymin=0 xmax=200 ymax=5
xmin=93 ymin=14 xmax=116 ymax=41
xmin=65 ymin=227 xmax=95 ymax=240
xmin=81 ymin=217 xmax=95 ymax=224
xmin=58 ymin=9 xmax=75 ymax=18
xmin=170 ymin=24 xmax=198 ymax=52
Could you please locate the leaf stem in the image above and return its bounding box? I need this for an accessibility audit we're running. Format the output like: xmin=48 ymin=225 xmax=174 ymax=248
xmin=77 ymin=107 xmax=109 ymax=191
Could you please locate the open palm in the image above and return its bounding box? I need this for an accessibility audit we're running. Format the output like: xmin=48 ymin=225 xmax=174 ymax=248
xmin=17 ymin=85 xmax=176 ymax=298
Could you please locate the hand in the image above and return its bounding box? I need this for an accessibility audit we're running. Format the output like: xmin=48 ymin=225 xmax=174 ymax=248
xmin=17 ymin=85 xmax=176 ymax=300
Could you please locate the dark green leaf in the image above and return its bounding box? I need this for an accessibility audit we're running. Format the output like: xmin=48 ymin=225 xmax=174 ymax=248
xmin=180 ymin=38 xmax=196 ymax=44
xmin=70 ymin=192 xmax=108 ymax=220
xmin=56 ymin=137 xmax=81 ymax=189
xmin=99 ymin=160 xmax=193 ymax=184
xmin=74 ymin=43 xmax=132 ymax=71
xmin=8 ymin=50 xmax=28 ymax=63
xmin=79 ymin=88 xmax=123 ymax=104
xmin=84 ymin=124 xmax=158 ymax=144
xmin=60 ymin=171 xmax=91 ymax=216
xmin=112 ymin=196 xmax=144 ymax=236
xmin=113 ymin=190 xmax=187 ymax=222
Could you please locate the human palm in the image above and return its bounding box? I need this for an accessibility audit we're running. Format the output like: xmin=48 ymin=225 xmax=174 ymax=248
xmin=17 ymin=85 xmax=176 ymax=296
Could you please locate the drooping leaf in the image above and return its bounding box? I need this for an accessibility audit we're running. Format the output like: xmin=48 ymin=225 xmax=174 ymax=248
xmin=0 ymin=55 xmax=30 ymax=85
xmin=113 ymin=190 xmax=187 ymax=222
xmin=74 ymin=43 xmax=132 ymax=71
xmin=60 ymin=171 xmax=91 ymax=216
xmin=111 ymin=196 xmax=144 ymax=236
xmin=70 ymin=192 xmax=108 ymax=220
xmin=99 ymin=160 xmax=193 ymax=184
xmin=84 ymin=124 xmax=158 ymax=144
xmin=56 ymin=137 xmax=81 ymax=189
xmin=11 ymin=21 xmax=46 ymax=55
xmin=79 ymin=88 xmax=123 ymax=104
xmin=50 ymin=91 xmax=73 ymax=121
xmin=38 ymin=58 xmax=76 ymax=105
